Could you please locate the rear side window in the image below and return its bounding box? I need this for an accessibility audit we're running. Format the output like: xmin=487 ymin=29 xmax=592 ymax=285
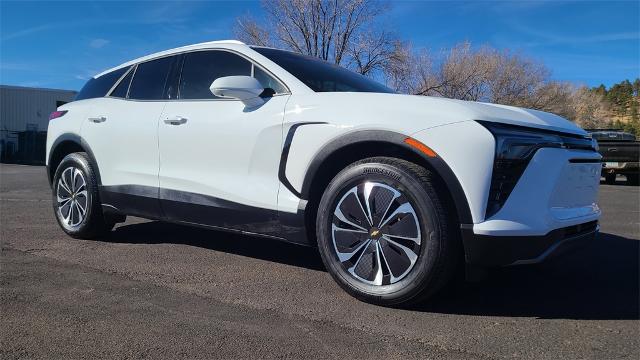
xmin=110 ymin=67 xmax=134 ymax=98
xmin=128 ymin=56 xmax=177 ymax=100
xmin=179 ymin=51 xmax=252 ymax=99
xmin=75 ymin=66 xmax=129 ymax=100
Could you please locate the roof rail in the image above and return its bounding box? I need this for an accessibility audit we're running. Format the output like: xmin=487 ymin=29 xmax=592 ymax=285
xmin=94 ymin=40 xmax=247 ymax=78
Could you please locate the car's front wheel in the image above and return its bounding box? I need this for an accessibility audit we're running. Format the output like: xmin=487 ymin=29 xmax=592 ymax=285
xmin=52 ymin=152 xmax=113 ymax=239
xmin=316 ymin=157 xmax=459 ymax=306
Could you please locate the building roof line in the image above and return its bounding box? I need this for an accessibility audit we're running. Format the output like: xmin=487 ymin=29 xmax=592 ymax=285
xmin=0 ymin=85 xmax=78 ymax=93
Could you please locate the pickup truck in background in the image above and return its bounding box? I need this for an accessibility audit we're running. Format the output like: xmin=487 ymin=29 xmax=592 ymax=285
xmin=588 ymin=129 xmax=640 ymax=185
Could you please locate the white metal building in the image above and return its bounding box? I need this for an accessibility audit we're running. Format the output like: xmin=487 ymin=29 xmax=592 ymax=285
xmin=0 ymin=85 xmax=77 ymax=164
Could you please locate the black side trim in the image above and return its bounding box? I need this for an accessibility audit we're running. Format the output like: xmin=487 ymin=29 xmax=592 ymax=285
xmin=159 ymin=188 xmax=279 ymax=237
xmin=48 ymin=133 xmax=102 ymax=187
xmin=299 ymin=129 xmax=473 ymax=224
xmin=462 ymin=221 xmax=598 ymax=266
xmin=278 ymin=200 xmax=310 ymax=245
xmin=569 ymin=158 xmax=602 ymax=163
xmin=100 ymin=185 xmax=312 ymax=245
xmin=100 ymin=185 xmax=162 ymax=220
xmin=278 ymin=122 xmax=328 ymax=198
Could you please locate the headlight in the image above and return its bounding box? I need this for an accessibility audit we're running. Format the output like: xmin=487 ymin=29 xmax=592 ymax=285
xmin=478 ymin=121 xmax=595 ymax=219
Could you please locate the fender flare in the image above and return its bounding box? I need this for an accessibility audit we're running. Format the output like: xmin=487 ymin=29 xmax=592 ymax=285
xmin=296 ymin=129 xmax=473 ymax=225
xmin=47 ymin=133 xmax=102 ymax=187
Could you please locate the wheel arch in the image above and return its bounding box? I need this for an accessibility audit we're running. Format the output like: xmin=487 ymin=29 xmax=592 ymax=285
xmin=47 ymin=133 xmax=101 ymax=187
xmin=299 ymin=130 xmax=473 ymax=244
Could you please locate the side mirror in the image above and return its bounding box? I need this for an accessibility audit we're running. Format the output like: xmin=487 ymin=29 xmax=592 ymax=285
xmin=210 ymin=76 xmax=265 ymax=107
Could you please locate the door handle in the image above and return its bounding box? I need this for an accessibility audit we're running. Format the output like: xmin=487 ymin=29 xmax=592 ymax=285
xmin=164 ymin=116 xmax=188 ymax=125
xmin=88 ymin=116 xmax=106 ymax=123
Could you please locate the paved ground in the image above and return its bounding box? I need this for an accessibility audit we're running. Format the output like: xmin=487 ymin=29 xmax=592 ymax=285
xmin=1 ymin=163 xmax=638 ymax=359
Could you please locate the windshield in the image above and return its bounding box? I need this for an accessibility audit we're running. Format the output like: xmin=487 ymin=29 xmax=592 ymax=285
xmin=252 ymin=47 xmax=394 ymax=94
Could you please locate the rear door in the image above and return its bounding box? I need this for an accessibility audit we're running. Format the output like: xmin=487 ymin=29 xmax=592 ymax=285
xmin=158 ymin=49 xmax=290 ymax=234
xmin=80 ymin=55 xmax=180 ymax=218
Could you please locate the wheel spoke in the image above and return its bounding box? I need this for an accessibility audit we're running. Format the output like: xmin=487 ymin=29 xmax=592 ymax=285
xmin=74 ymin=168 xmax=85 ymax=193
xmin=71 ymin=168 xmax=78 ymax=192
xmin=347 ymin=239 xmax=373 ymax=272
xmin=383 ymin=236 xmax=418 ymax=263
xmin=351 ymin=186 xmax=373 ymax=226
xmin=68 ymin=201 xmax=77 ymax=225
xmin=59 ymin=170 xmax=73 ymax=195
xmin=76 ymin=198 xmax=87 ymax=216
xmin=57 ymin=191 xmax=71 ymax=203
xmin=334 ymin=207 xmax=368 ymax=232
xmin=332 ymin=223 xmax=368 ymax=234
xmin=363 ymin=182 xmax=375 ymax=227
xmin=372 ymin=241 xmax=385 ymax=286
xmin=385 ymin=233 xmax=420 ymax=245
xmin=60 ymin=201 xmax=72 ymax=223
xmin=377 ymin=192 xmax=400 ymax=227
xmin=379 ymin=202 xmax=414 ymax=228
xmin=335 ymin=236 xmax=371 ymax=262
xmin=377 ymin=241 xmax=394 ymax=278
xmin=58 ymin=197 xmax=72 ymax=208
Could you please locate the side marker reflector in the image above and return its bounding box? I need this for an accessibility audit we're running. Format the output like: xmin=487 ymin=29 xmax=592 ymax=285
xmin=404 ymin=137 xmax=437 ymax=158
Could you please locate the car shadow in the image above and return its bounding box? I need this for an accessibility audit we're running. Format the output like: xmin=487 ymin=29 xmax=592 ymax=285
xmin=104 ymin=220 xmax=326 ymax=271
xmin=419 ymin=232 xmax=639 ymax=320
xmin=105 ymin=221 xmax=638 ymax=320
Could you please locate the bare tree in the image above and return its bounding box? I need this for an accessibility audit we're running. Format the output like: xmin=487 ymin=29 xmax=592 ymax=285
xmin=234 ymin=0 xmax=399 ymax=77
xmin=564 ymin=86 xmax=611 ymax=129
xmin=235 ymin=15 xmax=274 ymax=47
xmin=236 ymin=6 xmax=613 ymax=129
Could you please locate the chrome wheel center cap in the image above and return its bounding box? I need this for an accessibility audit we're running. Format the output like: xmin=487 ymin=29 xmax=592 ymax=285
xmin=369 ymin=227 xmax=382 ymax=239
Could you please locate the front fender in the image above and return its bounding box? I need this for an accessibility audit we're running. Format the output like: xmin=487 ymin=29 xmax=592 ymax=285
xmin=282 ymin=124 xmax=473 ymax=225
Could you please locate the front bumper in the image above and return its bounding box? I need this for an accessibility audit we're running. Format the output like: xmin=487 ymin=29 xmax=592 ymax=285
xmin=462 ymin=220 xmax=598 ymax=266
xmin=602 ymin=161 xmax=639 ymax=173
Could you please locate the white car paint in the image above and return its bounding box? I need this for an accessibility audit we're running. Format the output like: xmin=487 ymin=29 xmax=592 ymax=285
xmin=46 ymin=39 xmax=600 ymax=254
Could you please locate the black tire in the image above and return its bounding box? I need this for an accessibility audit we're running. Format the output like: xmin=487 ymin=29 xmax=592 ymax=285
xmin=604 ymin=173 xmax=616 ymax=185
xmin=52 ymin=152 xmax=113 ymax=239
xmin=316 ymin=157 xmax=459 ymax=306
xmin=626 ymin=173 xmax=639 ymax=186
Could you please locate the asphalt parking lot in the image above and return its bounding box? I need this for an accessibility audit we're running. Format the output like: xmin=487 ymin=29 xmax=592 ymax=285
xmin=1 ymin=163 xmax=638 ymax=359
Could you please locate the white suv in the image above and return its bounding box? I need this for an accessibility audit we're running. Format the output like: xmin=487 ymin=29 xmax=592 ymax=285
xmin=46 ymin=40 xmax=601 ymax=305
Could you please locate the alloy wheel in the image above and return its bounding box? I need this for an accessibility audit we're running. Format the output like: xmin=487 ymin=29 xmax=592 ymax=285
xmin=56 ymin=166 xmax=88 ymax=228
xmin=331 ymin=182 xmax=422 ymax=286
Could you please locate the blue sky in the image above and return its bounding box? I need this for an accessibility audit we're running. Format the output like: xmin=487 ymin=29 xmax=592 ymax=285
xmin=1 ymin=0 xmax=638 ymax=91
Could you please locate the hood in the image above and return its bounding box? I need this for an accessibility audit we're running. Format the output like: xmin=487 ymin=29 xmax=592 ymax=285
xmin=411 ymin=95 xmax=587 ymax=136
xmin=293 ymin=92 xmax=588 ymax=137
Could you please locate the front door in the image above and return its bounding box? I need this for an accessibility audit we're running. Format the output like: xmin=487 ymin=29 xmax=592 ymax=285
xmin=158 ymin=50 xmax=290 ymax=234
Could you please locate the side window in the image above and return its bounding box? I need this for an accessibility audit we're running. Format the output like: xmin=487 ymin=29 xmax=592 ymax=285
xmin=179 ymin=51 xmax=252 ymax=99
xmin=128 ymin=56 xmax=177 ymax=100
xmin=110 ymin=66 xmax=134 ymax=98
xmin=253 ymin=66 xmax=287 ymax=94
xmin=75 ymin=66 xmax=129 ymax=101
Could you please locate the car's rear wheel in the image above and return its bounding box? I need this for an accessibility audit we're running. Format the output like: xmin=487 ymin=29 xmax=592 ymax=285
xmin=627 ymin=173 xmax=639 ymax=186
xmin=316 ymin=157 xmax=459 ymax=306
xmin=52 ymin=152 xmax=113 ymax=239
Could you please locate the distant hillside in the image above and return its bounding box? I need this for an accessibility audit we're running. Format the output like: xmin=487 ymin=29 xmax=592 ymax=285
xmin=591 ymin=79 xmax=640 ymax=135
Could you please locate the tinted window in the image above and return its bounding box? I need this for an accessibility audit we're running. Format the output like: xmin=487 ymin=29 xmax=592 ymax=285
xmin=75 ymin=66 xmax=129 ymax=100
xmin=179 ymin=51 xmax=252 ymax=99
xmin=254 ymin=66 xmax=287 ymax=94
xmin=128 ymin=56 xmax=177 ymax=100
xmin=252 ymin=47 xmax=393 ymax=93
xmin=110 ymin=67 xmax=134 ymax=98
